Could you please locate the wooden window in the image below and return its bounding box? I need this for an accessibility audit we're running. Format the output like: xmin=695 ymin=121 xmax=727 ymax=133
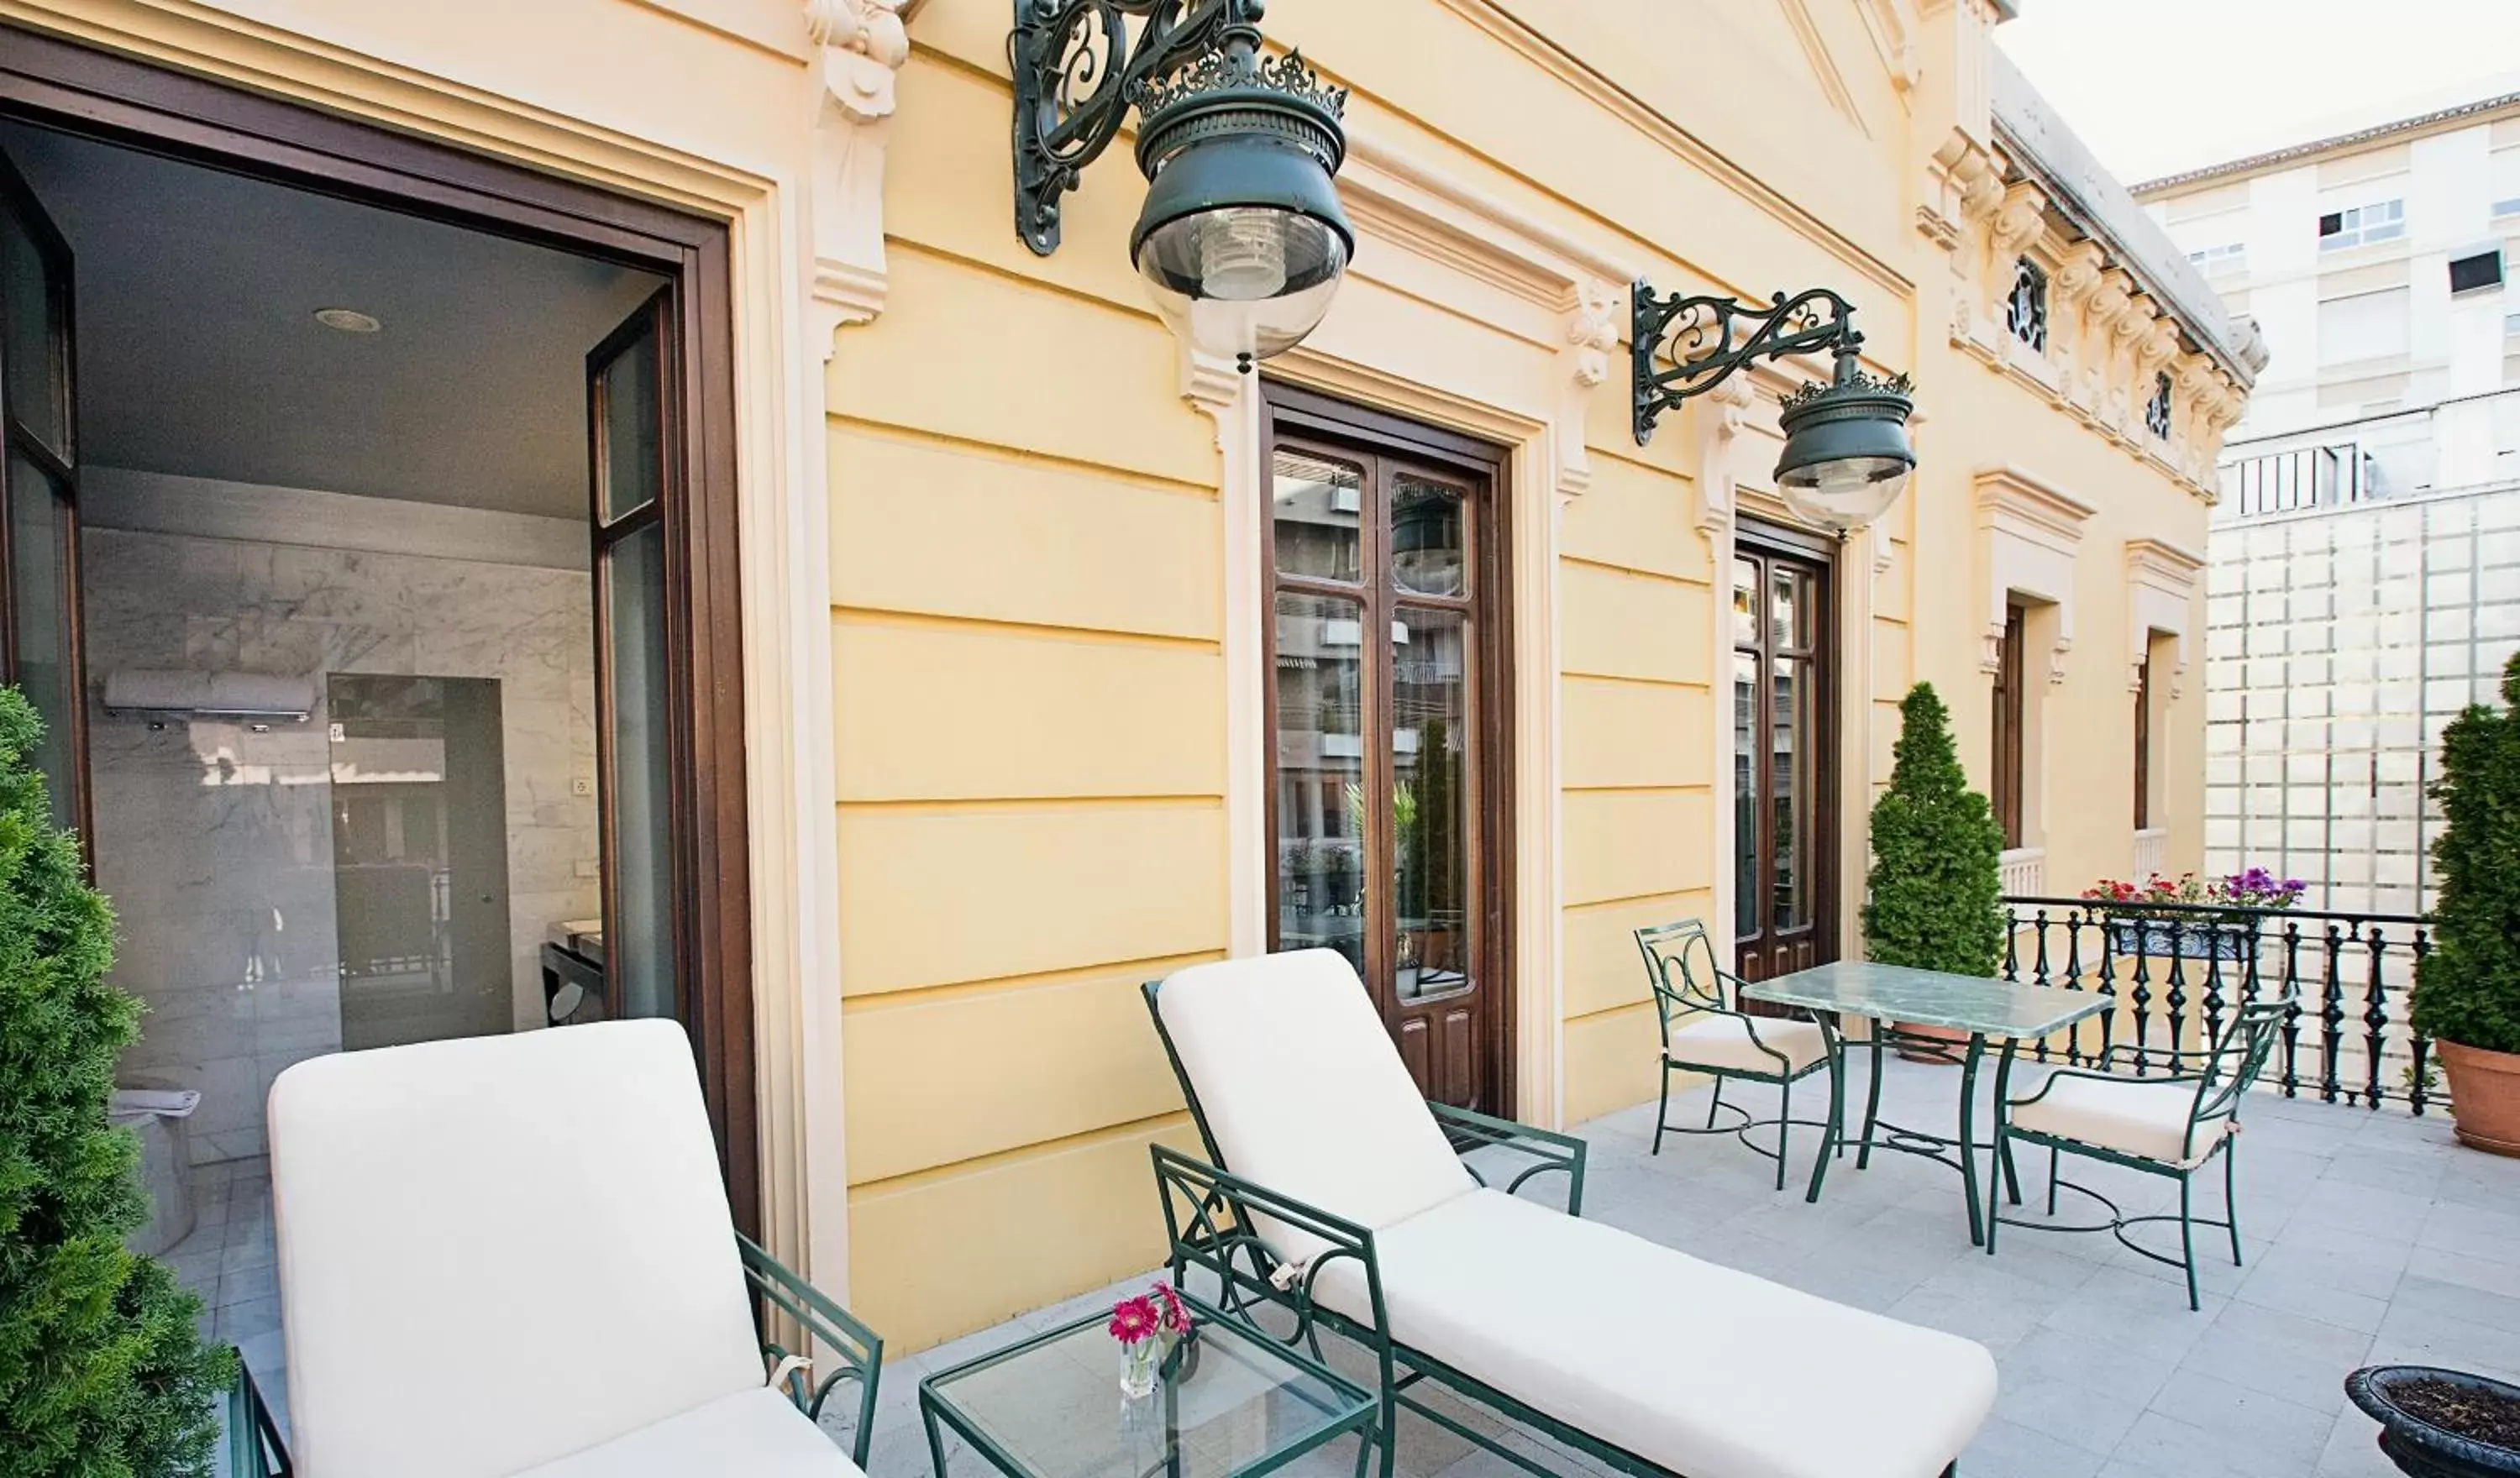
xmin=1262 ymin=388 xmax=1509 ymax=1113
xmin=2134 ymin=653 xmax=2154 ymax=831
xmin=1992 ymin=603 xmax=2026 ymax=850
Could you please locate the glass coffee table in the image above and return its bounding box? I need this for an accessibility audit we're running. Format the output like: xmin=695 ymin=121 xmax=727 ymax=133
xmin=919 ymin=1289 xmax=1376 ymax=1478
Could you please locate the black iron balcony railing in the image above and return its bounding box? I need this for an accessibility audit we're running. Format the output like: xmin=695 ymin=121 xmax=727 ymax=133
xmin=1997 ymin=896 xmax=2438 ymax=1114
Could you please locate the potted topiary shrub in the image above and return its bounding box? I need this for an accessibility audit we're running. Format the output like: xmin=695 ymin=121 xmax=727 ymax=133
xmin=1864 ymin=684 xmax=2008 ymax=1056
xmin=0 ymin=687 xmax=234 ymax=1474
xmin=2412 ymin=653 xmax=2520 ymax=1156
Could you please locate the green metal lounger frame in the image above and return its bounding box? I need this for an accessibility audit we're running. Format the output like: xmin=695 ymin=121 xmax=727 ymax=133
xmin=1144 ymin=980 xmax=1957 ymax=1478
xmin=220 ymin=1234 xmax=885 ymax=1476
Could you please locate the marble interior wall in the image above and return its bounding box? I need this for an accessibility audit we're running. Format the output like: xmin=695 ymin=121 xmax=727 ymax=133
xmin=87 ymin=517 xmax=598 ymax=1164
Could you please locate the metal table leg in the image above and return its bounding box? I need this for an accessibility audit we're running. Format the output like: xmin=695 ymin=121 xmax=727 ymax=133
xmin=1958 ymin=1031 xmax=1987 ymax=1246
xmin=1857 ymin=1021 xmax=1885 ymax=1170
xmin=1805 ymin=1013 xmax=1846 ymax=1204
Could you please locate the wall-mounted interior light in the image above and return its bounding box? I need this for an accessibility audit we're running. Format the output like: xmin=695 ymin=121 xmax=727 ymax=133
xmin=1011 ymin=0 xmax=1352 ymax=370
xmin=1633 ymin=283 xmax=1917 ymax=535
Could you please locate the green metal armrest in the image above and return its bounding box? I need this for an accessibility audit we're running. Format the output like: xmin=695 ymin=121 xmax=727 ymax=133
xmin=738 ymin=1234 xmax=885 ymax=1467
xmin=228 ymin=1355 xmax=291 ymax=1478
xmin=1428 ymin=1100 xmax=1588 ymax=1214
xmin=1149 ymin=1145 xmax=1391 ymax=1361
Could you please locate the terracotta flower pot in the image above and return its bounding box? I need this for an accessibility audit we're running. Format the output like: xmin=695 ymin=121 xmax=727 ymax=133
xmin=2437 ymin=1040 xmax=2520 ymax=1158
xmin=1891 ymin=1021 xmax=1971 ymax=1065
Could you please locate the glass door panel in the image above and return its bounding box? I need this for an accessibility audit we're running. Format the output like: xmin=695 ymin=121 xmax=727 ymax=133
xmin=1273 ymin=590 xmax=1368 ymax=977
xmin=0 ymin=149 xmax=87 ymax=841
xmin=1733 ymin=539 xmax=1833 ymax=983
xmin=589 ymin=292 xmax=680 ymax=1025
xmin=1393 ymin=605 xmax=1469 ymax=1002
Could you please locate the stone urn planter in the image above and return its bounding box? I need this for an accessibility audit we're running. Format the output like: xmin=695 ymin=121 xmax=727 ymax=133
xmin=2346 ymin=1366 xmax=2520 ymax=1476
xmin=2435 ymin=1041 xmax=2520 ymax=1157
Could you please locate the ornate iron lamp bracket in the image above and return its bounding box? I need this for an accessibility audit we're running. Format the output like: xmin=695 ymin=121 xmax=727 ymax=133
xmin=1012 ymin=0 xmax=1263 ymax=255
xmin=1631 ymin=281 xmax=1863 ymax=444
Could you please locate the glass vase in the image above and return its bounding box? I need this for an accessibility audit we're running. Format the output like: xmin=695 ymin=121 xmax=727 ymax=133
xmin=1120 ymin=1337 xmax=1158 ymax=1400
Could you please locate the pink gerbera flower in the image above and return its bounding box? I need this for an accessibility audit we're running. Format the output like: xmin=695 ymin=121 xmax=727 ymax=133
xmin=1108 ymin=1295 xmax=1159 ymax=1344
xmin=1151 ymin=1281 xmax=1190 ymax=1336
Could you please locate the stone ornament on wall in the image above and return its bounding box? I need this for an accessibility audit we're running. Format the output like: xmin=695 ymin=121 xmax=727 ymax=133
xmin=1930 ymin=141 xmax=2251 ymax=503
xmin=1974 ymin=464 xmax=2093 ymax=684
xmin=2124 ymin=537 xmax=2203 ymax=696
xmin=808 ymin=0 xmax=912 ymax=354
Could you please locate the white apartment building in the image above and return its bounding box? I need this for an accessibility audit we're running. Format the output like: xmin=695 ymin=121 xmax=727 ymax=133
xmin=2137 ymin=96 xmax=2520 ymax=916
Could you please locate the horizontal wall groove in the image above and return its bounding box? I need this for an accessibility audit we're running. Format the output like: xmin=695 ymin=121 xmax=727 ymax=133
xmin=834 ymin=604 xmax=1224 ymax=653
xmin=836 ymin=794 xmax=1225 ymax=815
xmin=1561 ymin=672 xmax=1713 ymax=693
xmin=847 ymin=1108 xmax=1191 ymax=1198
xmin=1560 ymin=783 xmax=1714 ymax=797
xmin=827 ymin=415 xmax=1219 ymax=500
xmin=1563 ymin=887 xmax=1713 ymax=915
xmin=842 ymin=950 xmax=1225 ymax=1010
xmin=1562 ymin=998 xmax=1656 ymax=1027
xmin=885 ymin=235 xmax=1159 ymax=329
xmin=1559 ymin=552 xmax=1712 ymax=588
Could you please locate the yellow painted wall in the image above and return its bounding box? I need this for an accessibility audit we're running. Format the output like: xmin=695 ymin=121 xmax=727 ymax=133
xmin=65 ymin=0 xmax=2228 ymax=1354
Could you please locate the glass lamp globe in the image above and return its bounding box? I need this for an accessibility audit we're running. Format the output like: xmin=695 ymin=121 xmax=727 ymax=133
xmin=1773 ymin=359 xmax=1918 ymax=535
xmin=1129 ymin=48 xmax=1354 ymax=369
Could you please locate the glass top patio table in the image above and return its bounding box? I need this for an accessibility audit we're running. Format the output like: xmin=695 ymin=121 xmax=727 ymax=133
xmin=918 ymin=1288 xmax=1375 ymax=1478
xmin=1742 ymin=961 xmax=2110 ymax=1039
xmin=1742 ymin=962 xmax=2111 ymax=1245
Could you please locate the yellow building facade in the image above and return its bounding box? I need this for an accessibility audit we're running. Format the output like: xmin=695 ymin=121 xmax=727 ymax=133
xmin=3 ymin=0 xmax=2256 ymax=1350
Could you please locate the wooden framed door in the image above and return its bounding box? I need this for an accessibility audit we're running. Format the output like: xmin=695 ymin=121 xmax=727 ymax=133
xmin=0 ymin=144 xmax=89 ymax=844
xmin=1731 ymin=527 xmax=1835 ymax=983
xmin=1261 ymin=387 xmax=1512 ymax=1113
xmin=0 ymin=30 xmax=759 ymax=1231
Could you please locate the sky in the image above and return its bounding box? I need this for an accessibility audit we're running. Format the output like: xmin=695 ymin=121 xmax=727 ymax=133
xmin=1995 ymin=1 xmax=2520 ymax=187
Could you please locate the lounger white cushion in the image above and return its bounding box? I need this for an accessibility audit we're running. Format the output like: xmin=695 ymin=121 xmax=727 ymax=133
xmin=1158 ymin=951 xmax=1474 ymax=1260
xmin=269 ymin=1020 xmax=803 ymax=1478
xmin=1314 ymin=1190 xmax=1996 ymax=1478
xmin=1663 ymin=1014 xmax=1828 ymax=1074
xmin=518 ymin=1388 xmax=857 ymax=1477
xmin=1154 ymin=951 xmax=1998 ymax=1478
xmin=2008 ymin=1072 xmax=2227 ymax=1166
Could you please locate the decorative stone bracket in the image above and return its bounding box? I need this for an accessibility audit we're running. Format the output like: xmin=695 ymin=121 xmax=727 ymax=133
xmin=808 ymin=0 xmax=911 ymax=357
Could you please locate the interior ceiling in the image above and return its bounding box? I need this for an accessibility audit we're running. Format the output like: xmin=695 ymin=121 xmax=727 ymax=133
xmin=0 ymin=122 xmax=667 ymax=521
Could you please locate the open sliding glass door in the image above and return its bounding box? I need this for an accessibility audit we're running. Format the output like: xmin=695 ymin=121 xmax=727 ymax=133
xmin=0 ymin=147 xmax=88 ymax=844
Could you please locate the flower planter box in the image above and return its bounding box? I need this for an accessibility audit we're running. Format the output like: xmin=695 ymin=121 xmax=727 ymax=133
xmin=2103 ymin=919 xmax=2253 ymax=962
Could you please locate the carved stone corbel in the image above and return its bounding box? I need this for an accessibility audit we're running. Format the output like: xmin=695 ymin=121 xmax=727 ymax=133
xmin=1554 ymin=280 xmax=1618 ymax=501
xmin=1988 ymin=182 xmax=2048 ymax=264
xmin=1693 ymin=372 xmax=1759 ymax=537
xmin=808 ymin=0 xmax=911 ymax=357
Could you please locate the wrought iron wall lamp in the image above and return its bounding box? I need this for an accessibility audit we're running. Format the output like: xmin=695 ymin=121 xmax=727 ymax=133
xmin=1012 ymin=0 xmax=1353 ymax=370
xmin=1632 ymin=282 xmax=1918 ymax=534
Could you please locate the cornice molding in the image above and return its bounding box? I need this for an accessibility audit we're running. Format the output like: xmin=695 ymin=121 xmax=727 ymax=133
xmin=1974 ymin=462 xmax=2097 ymax=541
xmin=1434 ymin=0 xmax=1913 ymax=301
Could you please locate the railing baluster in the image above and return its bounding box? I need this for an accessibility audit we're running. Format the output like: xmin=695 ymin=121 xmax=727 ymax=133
xmin=2200 ymin=931 xmax=2226 ymax=1077
xmin=2097 ymin=919 xmax=2118 ymax=1064
xmin=2061 ymin=910 xmax=2088 ymax=1067
xmin=2320 ymin=924 xmax=2347 ymax=1105
xmin=2281 ymin=921 xmax=2303 ymax=1098
xmin=2031 ymin=908 xmax=2053 ymax=1063
xmin=2001 ymin=904 xmax=2022 ymax=983
xmin=2410 ymin=926 xmax=2433 ymax=1117
xmin=2363 ymin=925 xmax=2389 ymax=1112
xmin=2166 ymin=944 xmax=2190 ymax=1075
xmin=2130 ymin=926 xmax=2155 ymax=1075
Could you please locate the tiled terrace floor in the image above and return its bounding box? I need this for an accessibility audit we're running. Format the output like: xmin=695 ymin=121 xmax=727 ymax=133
xmin=199 ymin=1057 xmax=2520 ymax=1477
xmin=853 ymin=1058 xmax=2520 ymax=1478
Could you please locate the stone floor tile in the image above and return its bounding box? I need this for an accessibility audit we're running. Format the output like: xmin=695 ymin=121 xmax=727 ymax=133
xmin=2144 ymin=1370 xmax=2341 ymax=1478
xmin=2313 ymin=1410 xmax=2399 ymax=1478
xmin=1958 ymin=1417 xmax=2108 ymax=1478
xmin=2041 ymin=1265 xmax=2228 ymax=1361
xmin=2173 ymin=1301 xmax=2376 ymax=1414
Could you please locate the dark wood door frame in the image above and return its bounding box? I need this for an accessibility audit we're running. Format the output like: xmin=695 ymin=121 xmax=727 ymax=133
xmin=1259 ymin=383 xmax=1515 ymax=1115
xmin=1732 ymin=518 xmax=1837 ymax=984
xmin=0 ymin=28 xmax=760 ymax=1232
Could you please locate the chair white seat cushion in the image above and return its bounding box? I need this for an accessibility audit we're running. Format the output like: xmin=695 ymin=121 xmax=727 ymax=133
xmin=2008 ymin=1072 xmax=2227 ymax=1167
xmin=1663 ymin=1014 xmax=1827 ymax=1076
xmin=517 ymin=1388 xmax=862 ymax=1477
xmin=1314 ymin=1190 xmax=1996 ymax=1478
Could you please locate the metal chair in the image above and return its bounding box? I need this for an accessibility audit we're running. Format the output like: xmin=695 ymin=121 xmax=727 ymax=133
xmin=1633 ymin=920 xmax=1836 ymax=1191
xmin=1988 ymin=993 xmax=2292 ymax=1309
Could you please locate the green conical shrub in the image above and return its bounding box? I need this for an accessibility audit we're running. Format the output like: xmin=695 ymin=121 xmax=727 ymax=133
xmin=0 ymin=686 xmax=231 ymax=1476
xmin=2412 ymin=653 xmax=2520 ymax=1056
xmin=1863 ymin=683 xmax=2008 ymax=976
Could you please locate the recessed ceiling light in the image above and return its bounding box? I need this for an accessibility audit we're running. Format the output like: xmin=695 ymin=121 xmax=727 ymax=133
xmin=313 ymin=307 xmax=382 ymax=333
